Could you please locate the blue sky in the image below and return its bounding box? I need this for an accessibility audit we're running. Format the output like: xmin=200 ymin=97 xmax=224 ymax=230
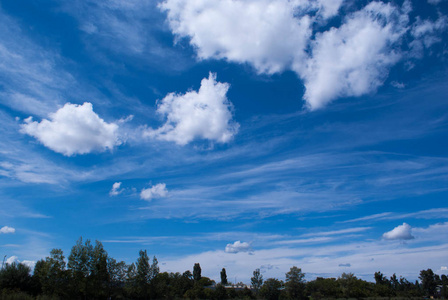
xmin=1 ymin=0 xmax=448 ymax=283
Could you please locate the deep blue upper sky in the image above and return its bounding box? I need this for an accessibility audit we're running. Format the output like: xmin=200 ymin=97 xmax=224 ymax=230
xmin=0 ymin=0 xmax=447 ymax=282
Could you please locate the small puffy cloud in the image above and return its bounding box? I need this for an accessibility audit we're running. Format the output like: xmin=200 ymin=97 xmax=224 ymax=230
xmin=391 ymin=81 xmax=405 ymax=89
xmin=140 ymin=183 xmax=168 ymax=201
xmin=382 ymin=223 xmax=415 ymax=240
xmin=440 ymin=266 xmax=448 ymax=271
xmin=145 ymin=73 xmax=239 ymax=145
xmin=0 ymin=226 xmax=15 ymax=234
xmin=339 ymin=263 xmax=351 ymax=267
xmin=21 ymin=102 xmax=120 ymax=156
xmin=109 ymin=182 xmax=123 ymax=196
xmin=225 ymin=241 xmax=252 ymax=254
xmin=6 ymin=256 xmax=19 ymax=264
xmin=5 ymin=256 xmax=36 ymax=270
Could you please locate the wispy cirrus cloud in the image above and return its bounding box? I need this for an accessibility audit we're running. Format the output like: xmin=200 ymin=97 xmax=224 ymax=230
xmin=129 ymin=149 xmax=448 ymax=220
xmin=342 ymin=208 xmax=448 ymax=223
xmin=59 ymin=0 xmax=192 ymax=71
xmin=0 ymin=8 xmax=72 ymax=117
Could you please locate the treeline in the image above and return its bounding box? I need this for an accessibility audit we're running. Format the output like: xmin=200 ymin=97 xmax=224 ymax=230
xmin=0 ymin=238 xmax=447 ymax=300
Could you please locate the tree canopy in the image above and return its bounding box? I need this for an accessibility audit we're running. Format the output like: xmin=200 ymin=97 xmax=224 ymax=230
xmin=0 ymin=237 xmax=445 ymax=300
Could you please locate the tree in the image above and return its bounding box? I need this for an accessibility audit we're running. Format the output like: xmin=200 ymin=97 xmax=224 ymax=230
xmin=338 ymin=272 xmax=372 ymax=298
xmin=67 ymin=237 xmax=93 ymax=298
xmin=251 ymin=268 xmax=263 ymax=295
xmin=136 ymin=250 xmax=150 ymax=299
xmin=149 ymin=256 xmax=159 ymax=281
xmin=374 ymin=271 xmax=389 ymax=285
xmin=260 ymin=278 xmax=284 ymax=300
xmin=285 ymin=266 xmax=306 ymax=300
xmin=307 ymin=277 xmax=341 ymax=299
xmin=125 ymin=262 xmax=138 ymax=298
xmin=390 ymin=273 xmax=399 ymax=291
xmin=420 ymin=268 xmax=437 ymax=297
xmin=193 ymin=263 xmax=202 ymax=281
xmin=90 ymin=241 xmax=110 ymax=298
xmin=107 ymin=258 xmax=127 ymax=298
xmin=220 ymin=268 xmax=228 ymax=285
xmin=33 ymin=249 xmax=67 ymax=297
xmin=441 ymin=274 xmax=448 ymax=299
xmin=0 ymin=262 xmax=33 ymax=293
xmin=374 ymin=271 xmax=394 ymax=296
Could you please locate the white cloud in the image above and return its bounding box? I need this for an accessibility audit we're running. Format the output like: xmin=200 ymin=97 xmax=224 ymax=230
xmin=5 ymin=256 xmax=36 ymax=270
xmin=300 ymin=1 xmax=408 ymax=109
xmin=316 ymin=0 xmax=344 ymax=20
xmin=382 ymin=223 xmax=415 ymax=240
xmin=410 ymin=16 xmax=448 ymax=57
xmin=21 ymin=102 xmax=121 ymax=156
xmin=159 ymin=0 xmax=313 ymax=75
xmin=6 ymin=256 xmax=18 ymax=264
xmin=225 ymin=241 xmax=252 ymax=253
xmin=301 ymin=227 xmax=371 ymax=237
xmin=140 ymin=183 xmax=168 ymax=201
xmin=0 ymin=226 xmax=15 ymax=234
xmin=391 ymin=81 xmax=405 ymax=89
xmin=161 ymin=0 xmax=437 ymax=110
xmin=109 ymin=182 xmax=123 ymax=196
xmin=0 ymin=9 xmax=73 ymax=117
xmin=145 ymin=73 xmax=239 ymax=145
xmin=412 ymin=222 xmax=448 ymax=241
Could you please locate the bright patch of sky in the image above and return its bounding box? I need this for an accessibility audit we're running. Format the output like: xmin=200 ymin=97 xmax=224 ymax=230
xmin=0 ymin=0 xmax=447 ymax=283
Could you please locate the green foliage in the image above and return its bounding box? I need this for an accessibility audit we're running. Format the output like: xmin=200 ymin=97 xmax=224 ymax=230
xmin=338 ymin=272 xmax=373 ymax=298
xmin=0 ymin=289 xmax=34 ymax=300
xmin=419 ymin=268 xmax=437 ymax=297
xmin=5 ymin=237 xmax=442 ymax=300
xmin=374 ymin=271 xmax=394 ymax=297
xmin=33 ymin=249 xmax=67 ymax=297
xmin=215 ymin=284 xmax=228 ymax=300
xmin=220 ymin=268 xmax=227 ymax=285
xmin=136 ymin=249 xmax=150 ymax=298
xmin=193 ymin=263 xmax=202 ymax=282
xmin=149 ymin=256 xmax=159 ymax=281
xmin=251 ymin=268 xmax=263 ymax=294
xmin=91 ymin=241 xmax=110 ymax=299
xmin=67 ymin=237 xmax=93 ymax=298
xmin=307 ymin=277 xmax=341 ymax=299
xmin=0 ymin=262 xmax=33 ymax=294
xmin=285 ymin=266 xmax=306 ymax=300
xmin=260 ymin=278 xmax=284 ymax=300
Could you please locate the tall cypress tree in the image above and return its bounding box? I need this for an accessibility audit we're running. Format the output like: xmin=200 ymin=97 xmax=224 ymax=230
xmin=136 ymin=250 xmax=150 ymax=299
xmin=193 ymin=263 xmax=201 ymax=281
xmin=220 ymin=268 xmax=227 ymax=285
